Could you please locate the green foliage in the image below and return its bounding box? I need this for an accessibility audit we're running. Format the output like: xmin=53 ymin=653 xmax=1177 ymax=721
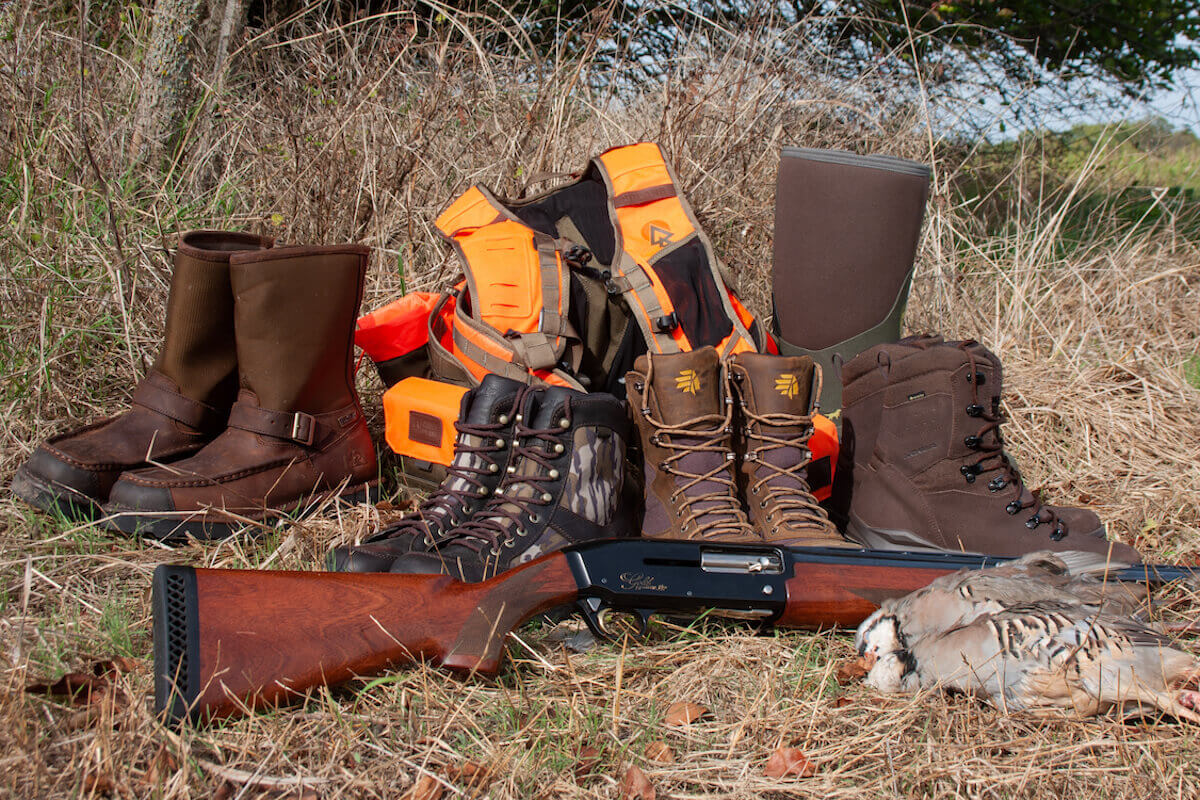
xmin=299 ymin=1 xmax=1200 ymax=94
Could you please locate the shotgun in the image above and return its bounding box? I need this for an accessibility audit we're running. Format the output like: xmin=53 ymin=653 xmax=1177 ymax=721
xmin=152 ymin=539 xmax=1190 ymax=724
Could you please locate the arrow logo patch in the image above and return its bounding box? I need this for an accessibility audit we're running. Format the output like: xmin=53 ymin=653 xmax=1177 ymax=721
xmin=644 ymin=221 xmax=674 ymax=249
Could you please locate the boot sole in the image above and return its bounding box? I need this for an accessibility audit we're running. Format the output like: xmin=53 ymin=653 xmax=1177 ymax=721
xmin=10 ymin=466 xmax=103 ymax=522
xmin=103 ymin=480 xmax=381 ymax=543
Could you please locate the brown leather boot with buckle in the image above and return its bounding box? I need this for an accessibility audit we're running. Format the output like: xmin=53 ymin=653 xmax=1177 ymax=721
xmin=626 ymin=347 xmax=760 ymax=543
xmin=103 ymin=244 xmax=379 ymax=541
xmin=12 ymin=231 xmax=273 ymax=520
xmin=728 ymin=352 xmax=854 ymax=547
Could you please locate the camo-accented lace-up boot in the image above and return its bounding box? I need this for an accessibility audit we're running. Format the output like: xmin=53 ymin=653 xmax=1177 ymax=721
xmin=389 ymin=385 xmax=637 ymax=581
xmin=328 ymin=374 xmax=527 ymax=572
xmin=627 ymin=347 xmax=760 ymax=542
xmin=728 ymin=352 xmax=854 ymax=547
xmin=842 ymin=337 xmax=1140 ymax=560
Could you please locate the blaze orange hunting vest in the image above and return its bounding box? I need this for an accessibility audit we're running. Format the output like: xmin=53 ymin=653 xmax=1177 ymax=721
xmin=428 ymin=142 xmax=765 ymax=390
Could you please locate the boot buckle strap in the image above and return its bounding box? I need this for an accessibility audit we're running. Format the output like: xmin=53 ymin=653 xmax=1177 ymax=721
xmin=228 ymin=402 xmax=317 ymax=445
xmin=131 ymin=372 xmax=222 ymax=432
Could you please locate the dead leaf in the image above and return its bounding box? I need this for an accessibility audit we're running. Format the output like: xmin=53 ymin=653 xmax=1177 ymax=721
xmin=664 ymin=701 xmax=709 ymax=726
xmin=644 ymin=741 xmax=675 ymax=763
xmin=764 ymin=747 xmax=817 ymax=778
xmin=834 ymin=696 xmax=854 ymax=708
xmin=835 ymin=657 xmax=871 ymax=685
xmin=83 ymin=772 xmax=117 ymax=795
xmin=573 ymin=746 xmax=602 ymax=783
xmin=447 ymin=760 xmax=495 ymax=793
xmin=618 ymin=765 xmax=656 ymax=800
xmin=403 ymin=774 xmax=444 ymax=800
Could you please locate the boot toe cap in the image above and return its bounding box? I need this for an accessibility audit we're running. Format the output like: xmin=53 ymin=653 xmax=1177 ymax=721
xmin=389 ymin=552 xmax=453 ymax=576
xmin=329 ymin=542 xmax=414 ymax=573
xmin=15 ymin=448 xmax=110 ymax=513
xmin=106 ymin=475 xmax=177 ymax=513
xmin=1051 ymin=507 xmax=1141 ymax=563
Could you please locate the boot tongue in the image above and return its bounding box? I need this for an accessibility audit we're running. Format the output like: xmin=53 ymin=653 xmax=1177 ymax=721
xmin=464 ymin=374 xmax=525 ymax=425
xmin=647 ymin=348 xmax=723 ymax=424
xmin=529 ymin=385 xmax=578 ymax=430
xmin=734 ymin=353 xmax=816 ymax=416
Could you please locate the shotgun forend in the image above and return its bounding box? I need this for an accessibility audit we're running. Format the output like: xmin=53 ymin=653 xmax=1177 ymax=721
xmin=152 ymin=540 xmax=1190 ymax=725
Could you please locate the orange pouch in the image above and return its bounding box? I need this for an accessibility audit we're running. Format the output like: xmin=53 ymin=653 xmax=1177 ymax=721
xmin=807 ymin=414 xmax=838 ymax=502
xmin=355 ymin=292 xmax=442 ymax=387
xmin=382 ymin=377 xmax=468 ymax=466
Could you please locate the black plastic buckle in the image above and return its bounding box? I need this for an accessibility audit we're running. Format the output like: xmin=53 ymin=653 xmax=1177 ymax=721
xmin=654 ymin=312 xmax=680 ymax=332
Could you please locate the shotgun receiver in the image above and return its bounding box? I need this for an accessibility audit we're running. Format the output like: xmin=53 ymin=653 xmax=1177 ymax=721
xmin=152 ymin=539 xmax=1188 ymax=724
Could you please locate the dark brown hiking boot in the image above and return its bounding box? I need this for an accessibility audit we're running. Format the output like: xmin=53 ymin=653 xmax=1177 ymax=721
xmin=103 ymin=244 xmax=379 ymax=541
xmin=12 ymin=231 xmax=273 ymax=520
xmin=328 ymin=374 xmax=528 ymax=572
xmin=728 ymin=352 xmax=854 ymax=548
xmin=841 ymin=337 xmax=1140 ymax=560
xmin=626 ymin=347 xmax=759 ymax=543
xmin=390 ymin=385 xmax=637 ymax=581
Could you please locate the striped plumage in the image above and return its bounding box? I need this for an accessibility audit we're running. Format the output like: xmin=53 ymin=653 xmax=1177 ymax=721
xmin=855 ymin=552 xmax=1200 ymax=721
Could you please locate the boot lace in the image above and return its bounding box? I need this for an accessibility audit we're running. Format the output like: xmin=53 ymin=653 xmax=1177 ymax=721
xmin=738 ymin=371 xmax=833 ymax=534
xmin=956 ymin=341 xmax=1067 ymax=541
xmin=431 ymin=416 xmax=568 ymax=556
xmin=367 ymin=414 xmax=513 ymax=545
xmin=636 ymin=360 xmax=755 ymax=541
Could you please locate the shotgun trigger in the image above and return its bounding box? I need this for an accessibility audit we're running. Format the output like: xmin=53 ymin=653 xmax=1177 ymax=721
xmin=575 ymin=597 xmax=652 ymax=641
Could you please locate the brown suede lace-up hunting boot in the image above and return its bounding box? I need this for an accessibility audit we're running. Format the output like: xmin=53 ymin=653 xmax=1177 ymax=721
xmin=103 ymin=244 xmax=378 ymax=541
xmin=841 ymin=337 xmax=1140 ymax=561
xmin=627 ymin=347 xmax=760 ymax=543
xmin=727 ymin=352 xmax=853 ymax=547
xmin=328 ymin=374 xmax=528 ymax=573
xmin=12 ymin=231 xmax=273 ymax=520
xmin=389 ymin=386 xmax=637 ymax=581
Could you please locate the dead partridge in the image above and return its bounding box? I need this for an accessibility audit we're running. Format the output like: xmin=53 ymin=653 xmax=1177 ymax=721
xmin=855 ymin=550 xmax=1146 ymax=663
xmin=859 ymin=603 xmax=1200 ymax=721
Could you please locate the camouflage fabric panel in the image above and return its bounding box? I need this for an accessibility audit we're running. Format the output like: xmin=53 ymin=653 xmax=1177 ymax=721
xmin=560 ymin=426 xmax=624 ymax=524
xmin=514 ymin=525 xmax=570 ymax=566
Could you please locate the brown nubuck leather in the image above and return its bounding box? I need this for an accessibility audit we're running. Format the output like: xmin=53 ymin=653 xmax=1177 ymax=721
xmin=727 ymin=352 xmax=853 ymax=547
xmin=104 ymin=244 xmax=378 ymax=541
xmin=12 ymin=231 xmax=273 ymax=520
xmin=840 ymin=336 xmax=1140 ymax=560
xmin=626 ymin=347 xmax=761 ymax=542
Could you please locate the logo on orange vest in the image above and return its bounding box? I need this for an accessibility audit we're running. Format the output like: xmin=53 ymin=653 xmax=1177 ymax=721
xmin=644 ymin=221 xmax=674 ymax=249
xmin=675 ymin=369 xmax=700 ymax=395
xmin=775 ymin=374 xmax=799 ymax=399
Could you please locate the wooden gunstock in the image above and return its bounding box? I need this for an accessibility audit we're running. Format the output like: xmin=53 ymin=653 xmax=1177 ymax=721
xmin=152 ymin=553 xmax=578 ymax=724
xmin=776 ymin=561 xmax=958 ymax=628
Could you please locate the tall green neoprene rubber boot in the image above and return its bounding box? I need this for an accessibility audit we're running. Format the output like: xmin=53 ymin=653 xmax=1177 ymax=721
xmin=770 ymin=148 xmax=931 ymax=425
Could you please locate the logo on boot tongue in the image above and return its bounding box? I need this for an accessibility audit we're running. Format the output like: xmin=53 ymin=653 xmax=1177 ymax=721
xmin=775 ymin=374 xmax=799 ymax=399
xmin=675 ymin=369 xmax=701 ymax=395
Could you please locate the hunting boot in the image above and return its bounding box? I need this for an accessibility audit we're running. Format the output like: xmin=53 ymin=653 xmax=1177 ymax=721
xmin=841 ymin=338 xmax=1140 ymax=560
xmin=12 ymin=231 xmax=273 ymax=520
xmin=328 ymin=374 xmax=527 ymax=572
xmin=627 ymin=347 xmax=759 ymax=542
xmin=771 ymin=148 xmax=930 ymax=423
xmin=727 ymin=352 xmax=853 ymax=547
xmin=826 ymin=333 xmax=945 ymax=527
xmin=390 ymin=385 xmax=636 ymax=581
xmin=103 ymin=244 xmax=379 ymax=541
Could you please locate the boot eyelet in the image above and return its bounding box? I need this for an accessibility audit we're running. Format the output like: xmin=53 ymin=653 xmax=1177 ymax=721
xmin=1026 ymin=516 xmax=1041 ymax=530
xmin=554 ymin=443 xmax=565 ymax=453
xmin=549 ymin=469 xmax=560 ymax=479
xmin=1050 ymin=526 xmax=1066 ymax=541
xmin=750 ymin=485 xmax=758 ymax=495
xmin=964 ymin=435 xmax=981 ymax=448
xmin=540 ymin=492 xmax=553 ymax=503
xmin=478 ymin=486 xmax=490 ymax=496
xmin=650 ymin=435 xmax=660 ymax=446
xmin=490 ymin=546 xmax=501 ymax=556
xmin=529 ymin=513 xmax=540 ymax=524
xmin=559 ymin=418 xmax=570 ymax=429
xmin=423 ymin=534 xmax=434 ymax=546
xmin=966 ymin=404 xmax=984 ymax=417
xmin=489 ymin=463 xmax=499 ymax=473
xmin=498 ymin=414 xmax=509 ymax=424
xmin=507 ymin=465 xmax=516 ymax=474
xmin=966 ymin=371 xmax=986 ymax=385
xmin=988 ymin=477 xmax=1007 ymax=492
xmin=1006 ymin=501 xmax=1022 ymax=515
xmin=515 ymin=414 xmax=523 ymax=423
xmin=495 ymin=438 xmax=505 ymax=447
xmin=676 ymin=508 xmax=683 ymax=517
xmin=507 ymin=535 xmax=519 ymax=546
xmin=759 ymin=500 xmax=767 ymax=509
xmin=635 ymin=382 xmax=645 ymax=392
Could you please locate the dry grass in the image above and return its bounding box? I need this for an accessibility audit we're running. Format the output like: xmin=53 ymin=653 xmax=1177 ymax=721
xmin=2 ymin=3 xmax=1200 ymax=798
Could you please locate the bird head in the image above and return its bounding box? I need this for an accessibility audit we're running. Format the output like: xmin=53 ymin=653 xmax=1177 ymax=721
xmin=855 ymin=610 xmax=903 ymax=659
xmin=864 ymin=647 xmax=918 ymax=693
